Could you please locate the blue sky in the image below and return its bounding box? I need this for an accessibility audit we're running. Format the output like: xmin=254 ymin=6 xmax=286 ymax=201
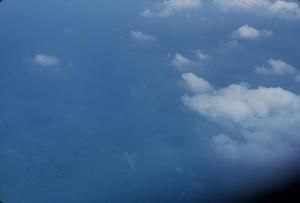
xmin=1 ymin=0 xmax=300 ymax=202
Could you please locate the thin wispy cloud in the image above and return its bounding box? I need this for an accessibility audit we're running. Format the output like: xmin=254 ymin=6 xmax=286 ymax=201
xmin=214 ymin=0 xmax=300 ymax=19
xmin=33 ymin=54 xmax=60 ymax=67
xmin=142 ymin=0 xmax=202 ymax=17
xmin=131 ymin=30 xmax=156 ymax=42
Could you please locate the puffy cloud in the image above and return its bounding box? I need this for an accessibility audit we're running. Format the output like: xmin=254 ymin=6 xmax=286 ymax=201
xmin=142 ymin=0 xmax=202 ymax=17
xmin=33 ymin=54 xmax=60 ymax=66
xmin=214 ymin=0 xmax=300 ymax=19
xmin=255 ymin=58 xmax=297 ymax=75
xmin=131 ymin=30 xmax=156 ymax=42
xmin=183 ymin=83 xmax=300 ymax=124
xmin=182 ymin=73 xmax=300 ymax=164
xmin=268 ymin=0 xmax=300 ymax=19
xmin=182 ymin=73 xmax=213 ymax=93
xmin=232 ymin=25 xmax=273 ymax=40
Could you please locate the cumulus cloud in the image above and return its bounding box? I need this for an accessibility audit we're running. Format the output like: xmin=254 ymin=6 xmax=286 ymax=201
xmin=232 ymin=25 xmax=273 ymax=40
xmin=182 ymin=73 xmax=213 ymax=93
xmin=131 ymin=30 xmax=156 ymax=42
xmin=255 ymin=58 xmax=297 ymax=75
xmin=142 ymin=0 xmax=202 ymax=17
xmin=269 ymin=0 xmax=300 ymax=19
xmin=182 ymin=73 xmax=300 ymax=164
xmin=33 ymin=54 xmax=60 ymax=66
xmin=214 ymin=0 xmax=300 ymax=19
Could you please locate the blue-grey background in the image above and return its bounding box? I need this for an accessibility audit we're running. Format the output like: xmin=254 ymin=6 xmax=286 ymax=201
xmin=0 ymin=1 xmax=300 ymax=202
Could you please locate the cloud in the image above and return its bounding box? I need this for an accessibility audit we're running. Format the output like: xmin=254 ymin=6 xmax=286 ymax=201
xmin=131 ymin=30 xmax=156 ymax=42
xmin=232 ymin=25 xmax=273 ymax=40
xmin=214 ymin=0 xmax=300 ymax=19
xmin=172 ymin=53 xmax=195 ymax=70
xmin=142 ymin=0 xmax=202 ymax=17
xmin=172 ymin=50 xmax=208 ymax=70
xmin=268 ymin=0 xmax=300 ymax=19
xmin=194 ymin=49 xmax=210 ymax=61
xmin=219 ymin=39 xmax=241 ymax=50
xmin=182 ymin=73 xmax=300 ymax=164
xmin=255 ymin=58 xmax=297 ymax=75
xmin=214 ymin=0 xmax=271 ymax=11
xmin=182 ymin=73 xmax=213 ymax=93
xmin=33 ymin=54 xmax=60 ymax=66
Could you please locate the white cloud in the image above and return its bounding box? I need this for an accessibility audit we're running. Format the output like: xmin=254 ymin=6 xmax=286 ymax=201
xmin=182 ymin=74 xmax=300 ymax=164
xmin=232 ymin=25 xmax=273 ymax=40
xmin=214 ymin=0 xmax=271 ymax=11
xmin=183 ymin=83 xmax=300 ymax=124
xmin=268 ymin=0 xmax=300 ymax=19
xmin=142 ymin=0 xmax=202 ymax=17
xmin=131 ymin=30 xmax=156 ymax=42
xmin=33 ymin=54 xmax=60 ymax=66
xmin=172 ymin=53 xmax=195 ymax=70
xmin=255 ymin=58 xmax=297 ymax=75
xmin=172 ymin=50 xmax=208 ymax=70
xmin=214 ymin=0 xmax=300 ymax=19
xmin=182 ymin=73 xmax=213 ymax=93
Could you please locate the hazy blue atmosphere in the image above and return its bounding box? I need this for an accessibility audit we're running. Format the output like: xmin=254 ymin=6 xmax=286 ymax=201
xmin=1 ymin=0 xmax=300 ymax=202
